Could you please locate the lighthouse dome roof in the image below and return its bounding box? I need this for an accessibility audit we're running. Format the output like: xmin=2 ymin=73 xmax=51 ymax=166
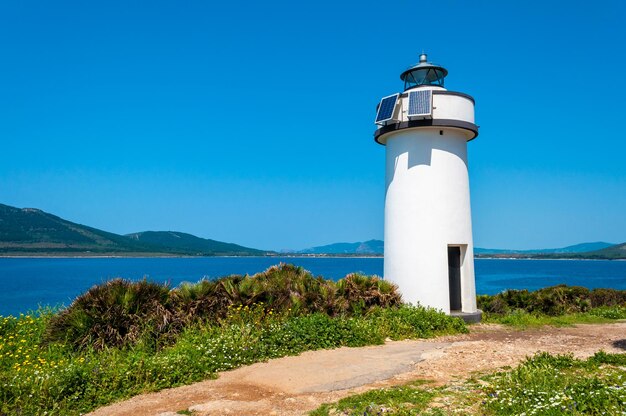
xmin=400 ymin=53 xmax=448 ymax=91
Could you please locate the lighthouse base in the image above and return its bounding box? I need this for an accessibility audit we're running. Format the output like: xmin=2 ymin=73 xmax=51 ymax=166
xmin=450 ymin=309 xmax=482 ymax=324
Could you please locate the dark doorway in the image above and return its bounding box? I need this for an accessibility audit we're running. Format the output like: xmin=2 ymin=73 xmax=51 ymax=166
xmin=448 ymin=246 xmax=462 ymax=311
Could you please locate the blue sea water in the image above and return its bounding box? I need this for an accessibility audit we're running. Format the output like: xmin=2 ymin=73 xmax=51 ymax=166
xmin=0 ymin=257 xmax=625 ymax=316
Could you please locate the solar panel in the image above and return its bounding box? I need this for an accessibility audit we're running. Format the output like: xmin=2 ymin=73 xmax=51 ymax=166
xmin=408 ymin=90 xmax=432 ymax=118
xmin=375 ymin=93 xmax=399 ymax=124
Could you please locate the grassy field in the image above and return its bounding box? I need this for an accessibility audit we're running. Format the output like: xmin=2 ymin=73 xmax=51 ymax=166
xmin=481 ymin=307 xmax=626 ymax=327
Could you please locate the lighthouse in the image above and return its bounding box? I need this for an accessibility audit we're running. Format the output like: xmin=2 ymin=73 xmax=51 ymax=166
xmin=374 ymin=54 xmax=481 ymax=322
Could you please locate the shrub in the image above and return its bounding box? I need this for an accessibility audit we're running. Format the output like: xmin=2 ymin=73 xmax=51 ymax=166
xmin=174 ymin=264 xmax=401 ymax=321
xmin=45 ymin=279 xmax=177 ymax=350
xmin=590 ymin=288 xmax=626 ymax=307
xmin=171 ymin=279 xmax=231 ymax=324
xmin=478 ymin=285 xmax=626 ymax=317
xmin=532 ymin=285 xmax=591 ymax=315
xmin=45 ymin=264 xmax=405 ymax=351
xmin=335 ymin=273 xmax=402 ymax=314
xmin=500 ymin=289 xmax=533 ymax=311
xmin=242 ymin=264 xmax=339 ymax=316
xmin=477 ymin=294 xmax=510 ymax=315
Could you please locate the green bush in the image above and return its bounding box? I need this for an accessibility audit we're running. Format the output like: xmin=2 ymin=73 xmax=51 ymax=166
xmin=590 ymin=288 xmax=626 ymax=307
xmin=47 ymin=264 xmax=403 ymax=351
xmin=478 ymin=285 xmax=626 ymax=317
xmin=45 ymin=279 xmax=178 ymax=351
xmin=335 ymin=273 xmax=402 ymax=314
xmin=532 ymin=285 xmax=591 ymax=315
xmin=238 ymin=264 xmax=340 ymax=316
xmin=170 ymin=278 xmax=231 ymax=323
xmin=476 ymin=294 xmax=511 ymax=315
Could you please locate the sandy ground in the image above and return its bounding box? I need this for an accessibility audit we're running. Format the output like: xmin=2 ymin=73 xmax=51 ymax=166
xmin=87 ymin=322 xmax=626 ymax=416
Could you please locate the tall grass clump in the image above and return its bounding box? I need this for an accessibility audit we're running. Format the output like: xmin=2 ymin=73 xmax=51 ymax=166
xmin=45 ymin=278 xmax=179 ymax=351
xmin=227 ymin=264 xmax=339 ymax=316
xmin=336 ymin=273 xmax=402 ymax=315
xmin=170 ymin=278 xmax=231 ymax=323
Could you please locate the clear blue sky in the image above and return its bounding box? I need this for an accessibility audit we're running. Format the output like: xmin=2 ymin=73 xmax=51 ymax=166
xmin=1 ymin=0 xmax=625 ymax=251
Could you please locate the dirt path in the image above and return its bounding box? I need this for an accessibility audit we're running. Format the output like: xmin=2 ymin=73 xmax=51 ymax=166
xmin=88 ymin=322 xmax=626 ymax=416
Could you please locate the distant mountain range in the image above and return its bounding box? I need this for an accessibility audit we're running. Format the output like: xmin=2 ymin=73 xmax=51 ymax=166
xmin=0 ymin=203 xmax=267 ymax=256
xmin=293 ymin=240 xmax=625 ymax=259
xmin=1 ymin=203 xmax=624 ymax=259
xmin=126 ymin=231 xmax=266 ymax=256
xmin=474 ymin=242 xmax=615 ymax=255
xmin=294 ymin=239 xmax=384 ymax=255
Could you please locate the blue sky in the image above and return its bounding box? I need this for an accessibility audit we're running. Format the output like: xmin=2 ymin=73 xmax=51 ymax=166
xmin=1 ymin=0 xmax=625 ymax=251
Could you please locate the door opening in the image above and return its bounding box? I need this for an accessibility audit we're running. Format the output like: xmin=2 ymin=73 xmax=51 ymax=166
xmin=448 ymin=246 xmax=462 ymax=311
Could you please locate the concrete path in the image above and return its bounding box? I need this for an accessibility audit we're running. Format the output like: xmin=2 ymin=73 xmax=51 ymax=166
xmin=88 ymin=339 xmax=452 ymax=416
xmin=235 ymin=340 xmax=450 ymax=394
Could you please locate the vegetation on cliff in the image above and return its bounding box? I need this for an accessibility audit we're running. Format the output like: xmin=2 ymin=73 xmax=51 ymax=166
xmin=0 ymin=264 xmax=465 ymax=415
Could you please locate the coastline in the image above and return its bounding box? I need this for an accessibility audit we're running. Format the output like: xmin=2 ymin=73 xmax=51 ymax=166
xmin=475 ymin=256 xmax=625 ymax=261
xmin=2 ymin=256 xmax=626 ymax=316
xmin=1 ymin=254 xmax=621 ymax=260
xmin=0 ymin=253 xmax=385 ymax=259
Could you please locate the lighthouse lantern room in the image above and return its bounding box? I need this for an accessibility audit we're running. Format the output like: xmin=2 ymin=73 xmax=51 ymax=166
xmin=374 ymin=54 xmax=481 ymax=322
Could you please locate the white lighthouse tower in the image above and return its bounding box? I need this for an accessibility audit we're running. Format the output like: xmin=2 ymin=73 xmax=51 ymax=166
xmin=374 ymin=54 xmax=481 ymax=322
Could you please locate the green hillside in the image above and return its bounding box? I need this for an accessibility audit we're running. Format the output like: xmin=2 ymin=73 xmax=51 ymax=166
xmin=0 ymin=203 xmax=267 ymax=256
xmin=0 ymin=204 xmax=154 ymax=254
xmin=126 ymin=231 xmax=266 ymax=256
xmin=298 ymin=239 xmax=384 ymax=255
xmin=522 ymin=242 xmax=626 ymax=260
xmin=583 ymin=242 xmax=626 ymax=259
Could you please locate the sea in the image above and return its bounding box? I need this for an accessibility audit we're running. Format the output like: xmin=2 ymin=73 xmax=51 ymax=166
xmin=0 ymin=257 xmax=625 ymax=316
